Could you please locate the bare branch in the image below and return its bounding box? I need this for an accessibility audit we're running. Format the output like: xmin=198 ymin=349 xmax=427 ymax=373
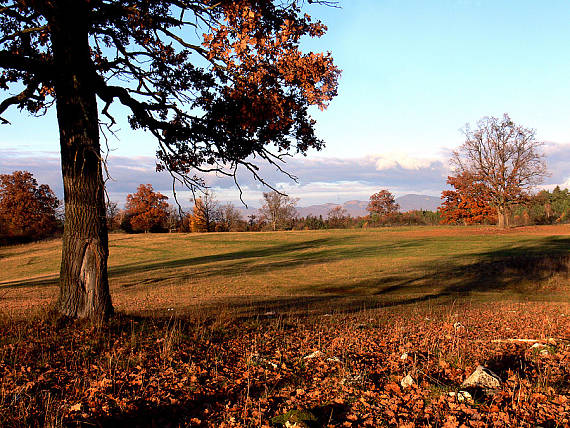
xmin=0 ymin=51 xmax=53 ymax=76
xmin=0 ymin=25 xmax=48 ymax=44
xmin=0 ymin=80 xmax=39 ymax=124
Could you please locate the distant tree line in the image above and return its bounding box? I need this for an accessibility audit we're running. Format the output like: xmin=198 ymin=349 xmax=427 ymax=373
xmin=109 ymin=187 xmax=444 ymax=233
xmin=1 ymin=159 xmax=566 ymax=245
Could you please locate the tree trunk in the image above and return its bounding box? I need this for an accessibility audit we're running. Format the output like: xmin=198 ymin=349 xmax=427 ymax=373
xmin=51 ymin=0 xmax=113 ymax=320
xmin=497 ymin=206 xmax=510 ymax=229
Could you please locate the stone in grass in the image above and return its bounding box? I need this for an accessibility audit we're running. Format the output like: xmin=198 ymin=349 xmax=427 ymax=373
xmin=303 ymin=350 xmax=324 ymax=360
xmin=457 ymin=390 xmax=474 ymax=404
xmin=461 ymin=366 xmax=501 ymax=393
xmin=271 ymin=409 xmax=319 ymax=428
xmin=401 ymin=374 xmax=414 ymax=388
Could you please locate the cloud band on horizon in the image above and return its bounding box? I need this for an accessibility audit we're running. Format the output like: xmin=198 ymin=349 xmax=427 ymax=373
xmin=1 ymin=143 xmax=569 ymax=207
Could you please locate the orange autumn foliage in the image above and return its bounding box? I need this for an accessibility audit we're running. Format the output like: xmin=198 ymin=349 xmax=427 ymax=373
xmin=367 ymin=190 xmax=399 ymax=216
xmin=0 ymin=170 xmax=59 ymax=240
xmin=439 ymin=172 xmax=497 ymax=225
xmin=125 ymin=184 xmax=170 ymax=233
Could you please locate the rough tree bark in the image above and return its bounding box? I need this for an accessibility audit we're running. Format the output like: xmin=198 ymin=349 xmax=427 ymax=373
xmin=51 ymin=0 xmax=113 ymax=319
xmin=497 ymin=204 xmax=510 ymax=229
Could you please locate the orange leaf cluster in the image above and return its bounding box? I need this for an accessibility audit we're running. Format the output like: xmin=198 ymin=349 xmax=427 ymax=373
xmin=439 ymin=173 xmax=497 ymax=225
xmin=0 ymin=170 xmax=59 ymax=240
xmin=125 ymin=184 xmax=170 ymax=233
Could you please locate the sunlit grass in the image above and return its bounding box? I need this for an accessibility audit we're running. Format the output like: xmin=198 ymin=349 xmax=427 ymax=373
xmin=0 ymin=225 xmax=568 ymax=317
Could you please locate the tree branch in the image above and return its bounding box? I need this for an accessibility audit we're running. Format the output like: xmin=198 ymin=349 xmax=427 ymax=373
xmin=0 ymin=51 xmax=53 ymax=76
xmin=0 ymin=80 xmax=39 ymax=124
xmin=0 ymin=25 xmax=48 ymax=44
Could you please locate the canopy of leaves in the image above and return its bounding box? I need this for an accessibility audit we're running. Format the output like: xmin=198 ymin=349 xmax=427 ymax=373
xmin=125 ymin=184 xmax=169 ymax=232
xmin=367 ymin=190 xmax=399 ymax=216
xmin=0 ymin=170 xmax=59 ymax=241
xmin=0 ymin=0 xmax=340 ymax=189
xmin=439 ymin=172 xmax=497 ymax=225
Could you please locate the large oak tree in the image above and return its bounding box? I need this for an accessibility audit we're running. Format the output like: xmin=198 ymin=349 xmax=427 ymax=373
xmin=0 ymin=0 xmax=339 ymax=319
xmin=451 ymin=115 xmax=547 ymax=228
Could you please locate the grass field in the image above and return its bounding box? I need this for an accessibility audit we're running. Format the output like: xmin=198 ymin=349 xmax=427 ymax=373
xmin=1 ymin=225 xmax=569 ymax=317
xmin=0 ymin=225 xmax=569 ymax=427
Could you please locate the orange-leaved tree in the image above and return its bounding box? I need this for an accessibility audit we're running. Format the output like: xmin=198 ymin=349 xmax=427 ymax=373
xmin=439 ymin=172 xmax=497 ymax=225
xmin=190 ymin=190 xmax=218 ymax=233
xmin=125 ymin=184 xmax=169 ymax=233
xmin=0 ymin=171 xmax=60 ymax=241
xmin=367 ymin=190 xmax=399 ymax=217
xmin=0 ymin=0 xmax=339 ymax=319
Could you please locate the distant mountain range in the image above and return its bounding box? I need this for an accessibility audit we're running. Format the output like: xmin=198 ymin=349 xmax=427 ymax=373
xmin=396 ymin=194 xmax=441 ymax=212
xmin=238 ymin=194 xmax=441 ymax=218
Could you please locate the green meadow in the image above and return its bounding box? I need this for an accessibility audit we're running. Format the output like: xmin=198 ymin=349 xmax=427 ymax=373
xmin=1 ymin=225 xmax=568 ymax=316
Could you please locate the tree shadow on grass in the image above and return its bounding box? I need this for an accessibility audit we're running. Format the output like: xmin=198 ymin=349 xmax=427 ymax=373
xmin=0 ymin=275 xmax=59 ymax=289
xmin=67 ymin=391 xmax=233 ymax=428
xmin=115 ymin=238 xmax=425 ymax=288
xmin=0 ymin=236 xmax=358 ymax=290
xmin=111 ymin=237 xmax=355 ymax=277
xmin=294 ymin=236 xmax=570 ymax=299
xmin=67 ymin=385 xmax=351 ymax=428
xmin=0 ymin=235 xmax=420 ymax=291
xmin=160 ymin=236 xmax=570 ymax=320
xmin=2 ymin=236 xmax=568 ymax=308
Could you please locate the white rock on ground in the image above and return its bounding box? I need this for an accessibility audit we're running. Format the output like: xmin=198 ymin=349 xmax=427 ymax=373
xmin=461 ymin=366 xmax=501 ymax=391
xmin=303 ymin=350 xmax=323 ymax=360
xmin=530 ymin=343 xmax=546 ymax=349
xmin=457 ymin=390 xmax=473 ymax=403
xmin=401 ymin=374 xmax=414 ymax=388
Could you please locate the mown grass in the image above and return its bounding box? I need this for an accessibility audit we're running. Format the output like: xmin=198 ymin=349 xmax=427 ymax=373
xmin=0 ymin=225 xmax=568 ymax=318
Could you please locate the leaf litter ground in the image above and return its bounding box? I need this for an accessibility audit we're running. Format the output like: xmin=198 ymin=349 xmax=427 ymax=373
xmin=1 ymin=300 xmax=568 ymax=427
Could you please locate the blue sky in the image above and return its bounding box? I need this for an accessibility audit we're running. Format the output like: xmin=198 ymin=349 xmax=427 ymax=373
xmin=1 ymin=0 xmax=569 ymax=206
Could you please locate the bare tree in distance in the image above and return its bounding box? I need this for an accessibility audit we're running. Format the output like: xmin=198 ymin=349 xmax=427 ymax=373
xmin=259 ymin=191 xmax=298 ymax=231
xmin=327 ymin=205 xmax=348 ymax=229
xmin=451 ymin=114 xmax=548 ymax=228
xmin=105 ymin=201 xmax=120 ymax=231
xmin=218 ymin=203 xmax=243 ymax=232
xmin=166 ymin=206 xmax=181 ymax=233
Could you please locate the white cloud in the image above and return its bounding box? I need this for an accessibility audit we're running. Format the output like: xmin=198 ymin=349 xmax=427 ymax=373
xmin=2 ymin=141 xmax=569 ymax=206
xmin=372 ymin=152 xmax=439 ymax=171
